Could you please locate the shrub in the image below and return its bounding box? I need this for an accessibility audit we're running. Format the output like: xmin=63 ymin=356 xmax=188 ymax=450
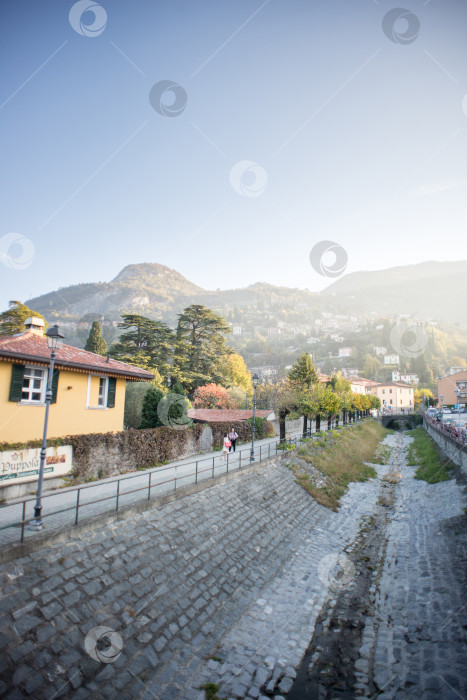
xmin=140 ymin=387 xmax=165 ymax=428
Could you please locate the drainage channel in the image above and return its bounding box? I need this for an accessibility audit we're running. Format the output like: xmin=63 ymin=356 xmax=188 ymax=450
xmin=286 ymin=474 xmax=398 ymax=698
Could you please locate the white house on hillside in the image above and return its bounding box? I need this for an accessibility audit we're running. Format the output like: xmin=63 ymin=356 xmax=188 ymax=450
xmin=392 ymin=371 xmax=419 ymax=385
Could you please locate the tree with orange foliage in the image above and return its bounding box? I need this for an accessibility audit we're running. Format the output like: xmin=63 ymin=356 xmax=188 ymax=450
xmin=193 ymin=383 xmax=236 ymax=409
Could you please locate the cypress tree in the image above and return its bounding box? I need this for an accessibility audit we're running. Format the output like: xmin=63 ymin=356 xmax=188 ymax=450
xmin=85 ymin=321 xmax=107 ymax=355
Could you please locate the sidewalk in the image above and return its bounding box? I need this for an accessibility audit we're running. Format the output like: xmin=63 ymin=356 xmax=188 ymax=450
xmin=0 ymin=429 xmax=303 ymax=548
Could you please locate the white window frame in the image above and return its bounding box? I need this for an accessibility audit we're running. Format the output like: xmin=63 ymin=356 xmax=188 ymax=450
xmin=19 ymin=365 xmax=48 ymax=405
xmin=86 ymin=374 xmax=109 ymax=410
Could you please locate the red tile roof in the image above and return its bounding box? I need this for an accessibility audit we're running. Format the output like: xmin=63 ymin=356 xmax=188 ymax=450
xmin=0 ymin=332 xmax=154 ymax=381
xmin=187 ymin=409 xmax=274 ymax=423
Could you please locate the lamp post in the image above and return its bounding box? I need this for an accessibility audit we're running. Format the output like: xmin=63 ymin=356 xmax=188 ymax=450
xmin=250 ymin=374 xmax=259 ymax=463
xmin=29 ymin=325 xmax=65 ymax=531
xmin=440 ymin=394 xmax=444 ymax=430
xmin=455 ymin=388 xmax=461 ymax=428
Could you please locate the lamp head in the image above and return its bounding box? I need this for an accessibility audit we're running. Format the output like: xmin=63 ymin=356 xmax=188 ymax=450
xmin=46 ymin=324 xmax=65 ymax=350
xmin=252 ymin=373 xmax=259 ymax=387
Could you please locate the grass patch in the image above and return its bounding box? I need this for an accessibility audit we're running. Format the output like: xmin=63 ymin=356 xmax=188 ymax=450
xmin=406 ymin=427 xmax=452 ymax=483
xmin=277 ymin=441 xmax=296 ymax=451
xmin=289 ymin=421 xmax=391 ymax=510
xmin=201 ymin=683 xmax=226 ymax=700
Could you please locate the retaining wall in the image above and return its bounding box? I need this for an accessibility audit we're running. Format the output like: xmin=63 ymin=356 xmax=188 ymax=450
xmin=424 ymin=419 xmax=467 ymax=474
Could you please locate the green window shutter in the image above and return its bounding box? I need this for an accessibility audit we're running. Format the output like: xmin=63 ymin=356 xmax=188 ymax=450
xmin=107 ymin=377 xmax=117 ymax=408
xmin=9 ymin=364 xmax=25 ymax=402
xmin=51 ymin=369 xmax=60 ymax=404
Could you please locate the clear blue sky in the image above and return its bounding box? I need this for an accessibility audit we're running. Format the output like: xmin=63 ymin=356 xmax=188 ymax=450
xmin=1 ymin=0 xmax=466 ymax=309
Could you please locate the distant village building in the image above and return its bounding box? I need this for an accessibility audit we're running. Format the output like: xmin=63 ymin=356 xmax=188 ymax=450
xmin=232 ymin=325 xmax=242 ymax=335
xmin=392 ymin=371 xmax=419 ymax=385
xmin=306 ymin=336 xmax=320 ymax=345
xmin=384 ymin=354 xmax=400 ymax=365
xmin=371 ymin=382 xmax=414 ymax=411
xmin=349 ymin=377 xmax=378 ymax=395
xmin=437 ymin=370 xmax=467 ymax=406
xmin=249 ymin=366 xmax=277 ymax=381
xmin=341 ymin=368 xmax=359 ymax=379
xmin=374 ymin=346 xmax=387 ymax=356
xmin=338 ymin=347 xmax=352 ymax=358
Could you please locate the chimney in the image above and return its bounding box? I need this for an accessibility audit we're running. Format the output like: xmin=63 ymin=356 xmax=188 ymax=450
xmin=24 ymin=317 xmax=45 ymax=336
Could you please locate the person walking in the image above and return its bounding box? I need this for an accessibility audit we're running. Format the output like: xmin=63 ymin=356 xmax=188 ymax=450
xmin=222 ymin=433 xmax=231 ymax=461
xmin=228 ymin=428 xmax=239 ymax=452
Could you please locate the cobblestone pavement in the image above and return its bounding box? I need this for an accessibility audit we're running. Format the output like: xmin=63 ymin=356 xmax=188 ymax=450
xmin=358 ymin=432 xmax=467 ymax=699
xmin=287 ymin=432 xmax=467 ymax=700
xmin=0 ymin=430 xmax=466 ymax=700
xmin=0 ymin=446 xmax=385 ymax=700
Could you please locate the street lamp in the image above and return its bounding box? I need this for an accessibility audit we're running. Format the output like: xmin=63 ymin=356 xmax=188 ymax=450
xmin=455 ymin=388 xmax=461 ymax=428
xmin=440 ymin=394 xmax=444 ymax=430
xmin=250 ymin=374 xmax=259 ymax=463
xmin=29 ymin=325 xmax=65 ymax=530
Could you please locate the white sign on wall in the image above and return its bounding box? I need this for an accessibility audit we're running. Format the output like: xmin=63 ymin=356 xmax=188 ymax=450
xmin=0 ymin=446 xmax=72 ymax=484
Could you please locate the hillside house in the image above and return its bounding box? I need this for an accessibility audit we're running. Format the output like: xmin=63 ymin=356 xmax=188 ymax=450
xmin=0 ymin=319 xmax=154 ymax=442
xmin=392 ymin=371 xmax=419 ymax=385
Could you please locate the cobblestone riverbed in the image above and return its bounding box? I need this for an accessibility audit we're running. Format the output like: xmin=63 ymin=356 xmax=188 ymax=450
xmin=0 ymin=431 xmax=465 ymax=699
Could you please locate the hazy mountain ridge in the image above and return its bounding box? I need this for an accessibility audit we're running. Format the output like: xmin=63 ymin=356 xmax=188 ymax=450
xmin=25 ymin=260 xmax=467 ymax=326
xmin=322 ymin=261 xmax=467 ymax=324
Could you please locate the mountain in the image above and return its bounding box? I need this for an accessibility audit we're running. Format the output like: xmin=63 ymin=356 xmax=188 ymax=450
xmin=321 ymin=261 xmax=467 ymax=325
xmin=25 ymin=260 xmax=467 ymax=327
xmin=26 ymin=263 xmax=204 ymax=323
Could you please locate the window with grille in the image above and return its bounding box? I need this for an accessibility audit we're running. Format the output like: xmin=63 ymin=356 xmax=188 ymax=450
xmin=21 ymin=367 xmax=46 ymax=403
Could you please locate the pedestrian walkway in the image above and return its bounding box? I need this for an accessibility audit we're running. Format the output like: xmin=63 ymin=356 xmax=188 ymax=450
xmin=0 ymin=426 xmax=317 ymax=548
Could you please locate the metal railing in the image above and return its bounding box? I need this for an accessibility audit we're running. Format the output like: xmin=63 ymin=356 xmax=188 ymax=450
xmin=0 ymin=417 xmax=366 ymax=548
xmin=423 ymin=412 xmax=467 ymax=446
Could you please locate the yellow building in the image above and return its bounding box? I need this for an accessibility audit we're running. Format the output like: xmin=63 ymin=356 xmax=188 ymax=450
xmin=0 ymin=319 xmax=154 ymax=443
xmin=370 ymin=381 xmax=414 ymax=412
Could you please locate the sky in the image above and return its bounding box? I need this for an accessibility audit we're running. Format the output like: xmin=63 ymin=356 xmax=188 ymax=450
xmin=0 ymin=0 xmax=466 ymax=309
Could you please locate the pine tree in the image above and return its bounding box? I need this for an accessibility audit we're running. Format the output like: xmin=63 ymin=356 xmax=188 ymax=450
xmin=0 ymin=300 xmax=47 ymax=336
xmin=288 ymin=352 xmax=319 ymax=389
xmin=85 ymin=321 xmax=107 ymax=355
xmin=173 ymin=305 xmax=232 ymax=394
xmin=109 ymin=314 xmax=174 ymax=380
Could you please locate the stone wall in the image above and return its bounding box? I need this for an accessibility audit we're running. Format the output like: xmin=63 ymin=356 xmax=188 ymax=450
xmin=270 ymin=416 xmax=304 ymax=436
xmin=424 ymin=419 xmax=467 ymax=474
xmin=67 ymin=420 xmax=274 ymax=483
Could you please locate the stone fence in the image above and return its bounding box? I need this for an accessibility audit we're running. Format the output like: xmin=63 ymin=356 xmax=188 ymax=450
xmin=59 ymin=419 xmax=274 ymax=483
xmin=424 ymin=419 xmax=467 ymax=475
